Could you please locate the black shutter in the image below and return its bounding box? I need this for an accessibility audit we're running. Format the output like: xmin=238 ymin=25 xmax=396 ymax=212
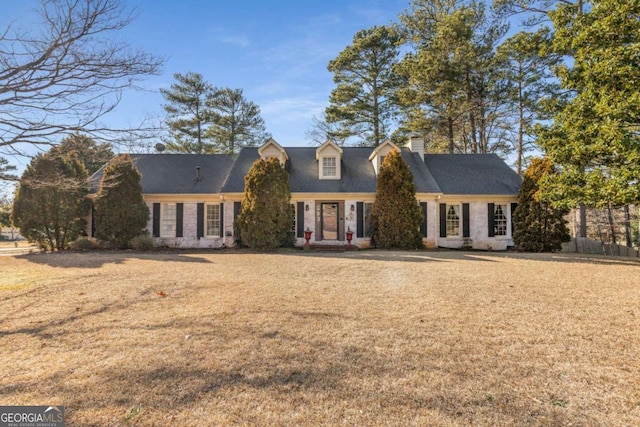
xmin=176 ymin=203 xmax=183 ymax=238
xmin=439 ymin=203 xmax=447 ymax=238
xmin=511 ymin=202 xmax=518 ymax=236
xmin=152 ymin=203 xmax=160 ymax=237
xmin=196 ymin=203 xmax=204 ymax=239
xmin=296 ymin=202 xmax=305 ymax=238
xmin=487 ymin=203 xmax=495 ymax=238
xmin=234 ymin=202 xmax=241 ymax=219
xmin=90 ymin=201 xmax=96 ymax=238
xmin=462 ymin=203 xmax=470 ymax=238
xmin=420 ymin=202 xmax=428 ymax=237
xmin=356 ymin=202 xmax=364 ymax=238
xmin=219 ymin=203 xmax=224 ymax=237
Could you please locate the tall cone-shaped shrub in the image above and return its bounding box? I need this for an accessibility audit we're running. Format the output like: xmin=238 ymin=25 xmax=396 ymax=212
xmin=513 ymin=157 xmax=570 ymax=252
xmin=94 ymin=154 xmax=149 ymax=249
xmin=370 ymin=149 xmax=423 ymax=249
xmin=236 ymin=157 xmax=292 ymax=250
xmin=11 ymin=150 xmax=88 ymax=251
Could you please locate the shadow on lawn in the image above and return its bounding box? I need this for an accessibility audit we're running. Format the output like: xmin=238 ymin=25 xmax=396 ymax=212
xmin=279 ymin=249 xmax=498 ymax=263
xmin=15 ymin=251 xmax=213 ymax=269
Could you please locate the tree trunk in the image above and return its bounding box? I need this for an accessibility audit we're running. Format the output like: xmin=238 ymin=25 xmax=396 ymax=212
xmin=624 ymin=205 xmax=632 ymax=247
xmin=517 ymin=63 xmax=524 ymax=175
xmin=579 ymin=205 xmax=587 ymax=238
xmin=607 ymin=204 xmax=617 ymax=245
xmin=447 ymin=117 xmax=455 ymax=153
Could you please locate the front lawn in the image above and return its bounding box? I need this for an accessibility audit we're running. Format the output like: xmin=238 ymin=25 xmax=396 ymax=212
xmin=1 ymin=250 xmax=638 ymax=426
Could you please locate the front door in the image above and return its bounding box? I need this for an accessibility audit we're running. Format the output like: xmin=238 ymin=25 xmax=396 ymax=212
xmin=321 ymin=203 xmax=339 ymax=240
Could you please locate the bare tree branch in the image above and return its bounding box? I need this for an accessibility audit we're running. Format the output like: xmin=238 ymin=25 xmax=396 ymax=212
xmin=0 ymin=0 xmax=164 ymax=155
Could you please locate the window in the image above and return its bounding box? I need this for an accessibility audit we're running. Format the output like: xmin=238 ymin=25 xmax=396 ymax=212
xmin=161 ymin=204 xmax=176 ymax=237
xmin=446 ymin=204 xmax=460 ymax=237
xmin=322 ymin=157 xmax=337 ymax=177
xmin=494 ymin=204 xmax=508 ymax=236
xmin=364 ymin=203 xmax=373 ymax=237
xmin=206 ymin=204 xmax=220 ymax=237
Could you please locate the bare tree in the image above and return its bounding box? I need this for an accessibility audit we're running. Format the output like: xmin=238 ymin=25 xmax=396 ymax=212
xmin=0 ymin=0 xmax=164 ymax=155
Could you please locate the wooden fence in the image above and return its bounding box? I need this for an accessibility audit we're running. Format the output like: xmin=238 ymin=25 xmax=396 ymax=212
xmin=561 ymin=237 xmax=640 ymax=257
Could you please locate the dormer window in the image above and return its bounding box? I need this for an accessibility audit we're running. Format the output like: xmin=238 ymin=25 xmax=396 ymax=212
xmin=316 ymin=139 xmax=343 ymax=180
xmin=322 ymin=157 xmax=337 ymax=177
xmin=369 ymin=140 xmax=399 ymax=175
xmin=258 ymin=138 xmax=288 ymax=166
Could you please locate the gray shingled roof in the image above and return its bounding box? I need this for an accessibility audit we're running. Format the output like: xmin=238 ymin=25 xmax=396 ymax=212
xmin=89 ymin=150 xmax=520 ymax=196
xmin=90 ymin=154 xmax=235 ymax=194
xmin=423 ymin=154 xmax=521 ymax=195
xmin=221 ymin=147 xmax=442 ymax=194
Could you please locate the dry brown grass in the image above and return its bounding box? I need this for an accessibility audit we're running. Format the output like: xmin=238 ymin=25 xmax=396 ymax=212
xmin=1 ymin=250 xmax=639 ymax=426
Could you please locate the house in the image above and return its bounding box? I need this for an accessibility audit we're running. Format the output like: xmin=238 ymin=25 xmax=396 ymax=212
xmin=89 ymin=137 xmax=522 ymax=250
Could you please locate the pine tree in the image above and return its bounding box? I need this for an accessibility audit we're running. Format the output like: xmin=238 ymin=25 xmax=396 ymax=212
xmin=537 ymin=0 xmax=640 ymax=208
xmin=513 ymin=157 xmax=570 ymax=252
xmin=207 ymin=88 xmax=271 ymax=154
xmin=94 ymin=154 xmax=149 ymax=249
xmin=11 ymin=150 xmax=88 ymax=250
xmin=370 ymin=149 xmax=424 ymax=249
xmin=161 ymin=72 xmax=215 ymax=154
xmin=326 ymin=25 xmax=402 ymax=146
xmin=235 ymin=157 xmax=292 ymax=250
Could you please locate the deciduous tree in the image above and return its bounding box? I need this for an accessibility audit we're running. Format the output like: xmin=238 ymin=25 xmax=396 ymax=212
xmin=0 ymin=0 xmax=163 ymax=154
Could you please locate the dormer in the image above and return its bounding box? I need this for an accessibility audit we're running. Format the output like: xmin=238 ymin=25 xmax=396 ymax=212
xmin=316 ymin=139 xmax=343 ymax=180
xmin=258 ymin=138 xmax=288 ymax=166
xmin=369 ymin=139 xmax=399 ymax=175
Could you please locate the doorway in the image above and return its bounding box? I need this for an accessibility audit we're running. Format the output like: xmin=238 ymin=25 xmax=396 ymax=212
xmin=321 ymin=203 xmax=339 ymax=240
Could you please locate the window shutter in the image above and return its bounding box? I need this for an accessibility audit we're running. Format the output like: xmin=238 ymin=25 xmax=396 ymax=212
xmin=356 ymin=202 xmax=364 ymax=238
xmin=296 ymin=202 xmax=305 ymax=238
xmin=234 ymin=202 xmax=241 ymax=220
xmin=90 ymin=201 xmax=96 ymax=238
xmin=462 ymin=203 xmax=470 ymax=238
xmin=152 ymin=203 xmax=160 ymax=237
xmin=219 ymin=203 xmax=224 ymax=237
xmin=176 ymin=203 xmax=184 ymax=238
xmin=420 ymin=202 xmax=428 ymax=237
xmin=439 ymin=203 xmax=447 ymax=238
xmin=196 ymin=203 xmax=204 ymax=239
xmin=487 ymin=203 xmax=495 ymax=238
xmin=511 ymin=203 xmax=518 ymax=236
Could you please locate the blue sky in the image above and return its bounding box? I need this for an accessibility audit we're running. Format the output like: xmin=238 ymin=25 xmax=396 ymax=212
xmin=0 ymin=0 xmax=409 ymax=193
xmin=5 ymin=0 xmax=409 ymax=151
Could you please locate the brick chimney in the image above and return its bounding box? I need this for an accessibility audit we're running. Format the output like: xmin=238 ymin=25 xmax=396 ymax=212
xmin=405 ymin=136 xmax=425 ymax=159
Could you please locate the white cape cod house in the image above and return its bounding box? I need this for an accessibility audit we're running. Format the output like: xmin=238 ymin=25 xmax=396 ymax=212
xmin=89 ymin=137 xmax=522 ymax=250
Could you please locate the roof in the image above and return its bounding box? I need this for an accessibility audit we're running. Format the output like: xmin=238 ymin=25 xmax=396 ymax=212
xmin=423 ymin=154 xmax=522 ymax=195
xmin=90 ymin=154 xmax=235 ymax=194
xmin=221 ymin=147 xmax=442 ymax=194
xmin=89 ymin=148 xmax=521 ymax=196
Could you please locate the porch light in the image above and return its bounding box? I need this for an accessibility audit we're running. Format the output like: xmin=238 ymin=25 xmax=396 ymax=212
xmin=305 ymin=204 xmax=309 ymax=211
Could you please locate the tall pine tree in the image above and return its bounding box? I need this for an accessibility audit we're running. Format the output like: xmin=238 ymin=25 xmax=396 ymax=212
xmin=326 ymin=25 xmax=402 ymax=147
